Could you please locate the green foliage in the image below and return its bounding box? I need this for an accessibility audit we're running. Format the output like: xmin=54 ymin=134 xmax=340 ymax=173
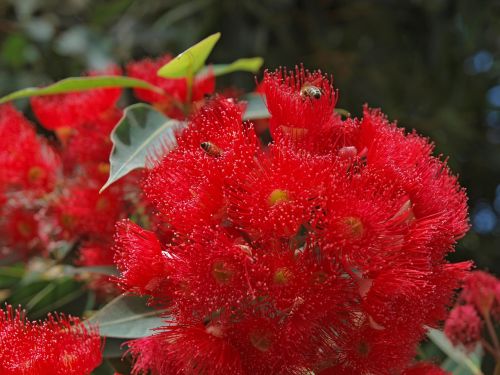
xmin=1 ymin=34 xmax=29 ymax=68
xmin=208 ymin=57 xmax=264 ymax=76
xmin=427 ymin=328 xmax=484 ymax=375
xmin=242 ymin=93 xmax=269 ymax=120
xmin=0 ymin=76 xmax=161 ymax=104
xmin=0 ymin=264 xmax=25 ymax=289
xmin=157 ymin=32 xmax=221 ymax=78
xmin=88 ymin=294 xmax=169 ymax=338
xmin=8 ymin=277 xmax=87 ymax=320
xmin=100 ymin=103 xmax=185 ymax=192
xmin=62 ymin=265 xmax=119 ymax=277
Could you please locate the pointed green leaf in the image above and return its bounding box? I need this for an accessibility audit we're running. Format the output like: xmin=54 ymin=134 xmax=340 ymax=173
xmin=157 ymin=32 xmax=221 ymax=78
xmin=8 ymin=277 xmax=86 ymax=319
xmin=0 ymin=76 xmax=163 ymax=104
xmin=200 ymin=57 xmax=264 ymax=77
xmin=242 ymin=93 xmax=270 ymax=121
xmin=100 ymin=103 xmax=186 ymax=192
xmin=427 ymin=328 xmax=483 ymax=375
xmin=88 ymin=294 xmax=169 ymax=338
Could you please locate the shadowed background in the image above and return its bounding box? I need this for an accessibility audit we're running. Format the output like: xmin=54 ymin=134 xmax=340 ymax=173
xmin=0 ymin=0 xmax=499 ymax=272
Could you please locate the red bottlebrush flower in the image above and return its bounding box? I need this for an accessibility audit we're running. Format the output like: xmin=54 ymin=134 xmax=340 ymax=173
xmin=143 ymin=97 xmax=258 ymax=234
xmin=362 ymin=262 xmax=470 ymax=330
xmin=355 ymin=108 xmax=469 ymax=260
xmin=114 ymin=220 xmax=170 ymax=297
xmin=319 ymin=168 xmax=414 ymax=271
xmin=128 ymin=226 xmax=358 ymax=374
xmin=127 ymin=55 xmax=215 ymax=115
xmin=144 ymin=150 xmax=226 ymax=233
xmin=63 ymin=108 xmax=122 ymax=170
xmin=262 ymin=66 xmax=342 ymax=154
xmin=127 ymin=334 xmax=173 ymax=375
xmin=444 ymin=304 xmax=482 ymax=351
xmin=0 ymin=104 xmax=59 ymax=193
xmin=402 ymin=363 xmax=450 ymax=375
xmin=128 ymin=325 xmax=244 ymax=375
xmin=421 ymin=262 xmax=472 ymax=324
xmin=55 ymin=183 xmax=125 ymax=239
xmin=78 ymin=241 xmax=119 ymax=299
xmin=115 ymin=67 xmax=471 ymax=374
xmin=0 ymin=206 xmax=41 ymax=256
xmin=192 ymin=69 xmax=216 ymax=102
xmin=460 ymin=271 xmax=500 ymax=317
xmin=166 ymin=226 xmax=253 ymax=316
xmin=31 ymin=66 xmax=122 ymax=131
xmin=79 ymin=242 xmax=114 ymax=266
xmin=222 ymin=314 xmax=314 ymax=374
xmin=227 ymin=141 xmax=332 ymax=241
xmin=127 ymin=55 xmax=182 ymax=103
xmin=318 ymin=319 xmax=423 ymax=375
xmin=0 ymin=306 xmax=102 ymax=375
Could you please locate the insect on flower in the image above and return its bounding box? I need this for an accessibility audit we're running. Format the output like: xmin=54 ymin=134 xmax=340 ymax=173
xmin=300 ymin=84 xmax=322 ymax=99
xmin=115 ymin=67 xmax=471 ymax=375
xmin=200 ymin=141 xmax=223 ymax=157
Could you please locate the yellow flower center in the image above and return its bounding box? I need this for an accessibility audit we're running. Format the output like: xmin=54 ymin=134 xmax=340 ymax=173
xmin=342 ymin=216 xmax=364 ymax=239
xmin=268 ymin=189 xmax=290 ymax=206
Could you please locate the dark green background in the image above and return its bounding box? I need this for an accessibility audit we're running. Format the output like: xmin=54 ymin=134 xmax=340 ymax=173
xmin=1 ymin=0 xmax=499 ymax=272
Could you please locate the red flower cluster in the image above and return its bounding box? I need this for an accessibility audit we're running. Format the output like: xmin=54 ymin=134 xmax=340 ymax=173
xmin=31 ymin=66 xmax=122 ymax=132
xmin=0 ymin=68 xmax=133 ymax=296
xmin=0 ymin=305 xmax=102 ymax=375
xmin=0 ymin=52 xmax=216 ymax=292
xmin=114 ymin=67 xmax=470 ymax=374
xmin=0 ymin=104 xmax=60 ymax=257
xmin=445 ymin=271 xmax=500 ymax=353
xmin=0 ymin=104 xmax=59 ymax=195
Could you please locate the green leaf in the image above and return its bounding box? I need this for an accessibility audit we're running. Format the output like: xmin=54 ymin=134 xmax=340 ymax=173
xmin=242 ymin=93 xmax=270 ymax=121
xmin=1 ymin=34 xmax=28 ymax=68
xmin=0 ymin=76 xmax=162 ymax=104
xmin=88 ymin=294 xmax=169 ymax=338
xmin=51 ymin=240 xmax=75 ymax=261
xmin=157 ymin=32 xmax=221 ymax=78
xmin=7 ymin=277 xmax=86 ymax=319
xmin=441 ymin=348 xmax=483 ymax=375
xmin=200 ymin=57 xmax=264 ymax=77
xmin=427 ymin=328 xmax=484 ymax=375
xmin=103 ymin=338 xmax=128 ymax=358
xmin=0 ymin=253 xmax=23 ymax=266
xmin=0 ymin=264 xmax=25 ymax=289
xmin=62 ymin=265 xmax=119 ymax=277
xmin=100 ymin=103 xmax=185 ymax=192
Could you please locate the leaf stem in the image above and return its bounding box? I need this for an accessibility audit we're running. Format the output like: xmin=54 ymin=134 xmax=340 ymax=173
xmin=186 ymin=73 xmax=194 ymax=107
xmin=495 ymin=361 xmax=500 ymax=375
xmin=481 ymin=338 xmax=499 ymax=360
xmin=485 ymin=312 xmax=500 ymax=355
